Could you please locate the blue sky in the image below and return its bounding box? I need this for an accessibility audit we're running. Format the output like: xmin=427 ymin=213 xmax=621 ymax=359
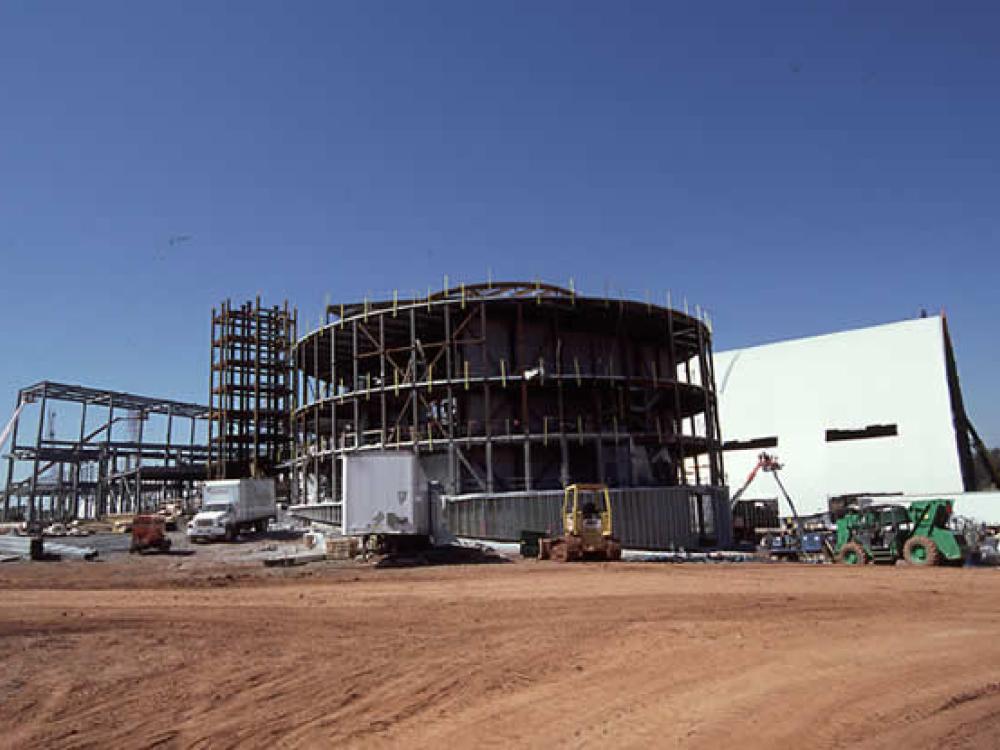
xmin=1 ymin=2 xmax=998 ymax=441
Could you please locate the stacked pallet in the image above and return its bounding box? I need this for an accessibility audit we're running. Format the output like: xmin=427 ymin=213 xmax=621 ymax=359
xmin=325 ymin=536 xmax=359 ymax=560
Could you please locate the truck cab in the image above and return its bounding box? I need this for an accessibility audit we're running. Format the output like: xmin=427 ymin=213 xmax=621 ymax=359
xmin=189 ymin=499 xmax=239 ymax=541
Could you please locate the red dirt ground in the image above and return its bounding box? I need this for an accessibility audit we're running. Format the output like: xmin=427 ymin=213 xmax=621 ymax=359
xmin=1 ymin=557 xmax=999 ymax=749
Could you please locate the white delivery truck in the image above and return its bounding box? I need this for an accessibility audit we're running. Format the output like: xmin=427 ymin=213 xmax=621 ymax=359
xmin=188 ymin=479 xmax=276 ymax=542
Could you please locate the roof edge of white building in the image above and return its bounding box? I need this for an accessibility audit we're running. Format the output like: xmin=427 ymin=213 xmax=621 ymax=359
xmin=716 ymin=313 xmax=944 ymax=357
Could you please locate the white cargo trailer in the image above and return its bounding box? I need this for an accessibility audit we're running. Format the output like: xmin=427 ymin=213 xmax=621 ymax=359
xmin=187 ymin=478 xmax=277 ymax=542
xmin=342 ymin=452 xmax=430 ymax=538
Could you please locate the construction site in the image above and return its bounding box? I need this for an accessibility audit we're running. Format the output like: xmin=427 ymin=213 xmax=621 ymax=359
xmin=8 ymin=0 xmax=1000 ymax=743
xmin=2 ymin=281 xmax=1000 ymax=750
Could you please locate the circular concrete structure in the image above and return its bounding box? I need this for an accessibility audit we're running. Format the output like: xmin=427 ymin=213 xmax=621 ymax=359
xmin=289 ymin=282 xmax=723 ymax=508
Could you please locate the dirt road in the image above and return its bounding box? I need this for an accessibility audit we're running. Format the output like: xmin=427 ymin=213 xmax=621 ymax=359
xmin=1 ymin=558 xmax=999 ymax=749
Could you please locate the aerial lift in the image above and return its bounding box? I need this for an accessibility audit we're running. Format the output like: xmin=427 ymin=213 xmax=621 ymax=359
xmin=729 ymin=452 xmax=828 ymax=560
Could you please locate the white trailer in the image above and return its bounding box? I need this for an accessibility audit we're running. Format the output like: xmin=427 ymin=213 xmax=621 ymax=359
xmin=342 ymin=452 xmax=430 ymax=540
xmin=187 ymin=479 xmax=277 ymax=542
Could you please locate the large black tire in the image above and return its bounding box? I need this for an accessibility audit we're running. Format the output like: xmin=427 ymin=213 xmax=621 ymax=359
xmin=604 ymin=540 xmax=622 ymax=561
xmin=537 ymin=538 xmax=552 ymax=560
xmin=837 ymin=541 xmax=868 ymax=565
xmin=903 ymin=535 xmax=940 ymax=566
xmin=225 ymin=525 xmax=236 ymax=543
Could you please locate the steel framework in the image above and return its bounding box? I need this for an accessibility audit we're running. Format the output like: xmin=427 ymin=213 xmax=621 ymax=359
xmin=289 ymin=281 xmax=724 ymax=516
xmin=1 ymin=382 xmax=209 ymax=522
xmin=208 ymin=298 xmax=296 ymax=481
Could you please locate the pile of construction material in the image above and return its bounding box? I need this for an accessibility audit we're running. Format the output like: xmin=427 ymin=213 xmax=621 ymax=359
xmin=0 ymin=531 xmax=98 ymax=562
xmin=262 ymin=532 xmax=360 ymax=567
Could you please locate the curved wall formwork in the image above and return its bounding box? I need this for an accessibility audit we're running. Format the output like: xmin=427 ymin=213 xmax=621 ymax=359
xmin=290 ymin=282 xmax=728 ymax=548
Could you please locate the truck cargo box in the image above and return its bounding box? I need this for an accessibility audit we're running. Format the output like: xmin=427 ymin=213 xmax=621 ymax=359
xmin=342 ymin=452 xmax=429 ymax=536
xmin=202 ymin=479 xmax=276 ymax=522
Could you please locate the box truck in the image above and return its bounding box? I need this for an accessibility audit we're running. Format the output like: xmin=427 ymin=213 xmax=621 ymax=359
xmin=187 ymin=479 xmax=276 ymax=542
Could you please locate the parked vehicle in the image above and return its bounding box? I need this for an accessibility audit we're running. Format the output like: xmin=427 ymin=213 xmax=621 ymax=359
xmin=833 ymin=499 xmax=967 ymax=566
xmin=760 ymin=524 xmax=832 ymax=563
xmin=158 ymin=502 xmax=184 ymax=531
xmin=187 ymin=479 xmax=276 ymax=542
xmin=130 ymin=514 xmax=172 ymax=553
xmin=537 ymin=483 xmax=622 ymax=562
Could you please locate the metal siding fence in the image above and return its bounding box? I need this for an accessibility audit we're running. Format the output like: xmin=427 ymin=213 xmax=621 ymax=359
xmin=444 ymin=486 xmax=731 ymax=551
xmin=287 ymin=502 xmax=342 ymax=526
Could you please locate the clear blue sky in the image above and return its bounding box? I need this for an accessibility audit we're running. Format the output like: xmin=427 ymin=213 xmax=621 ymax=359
xmin=2 ymin=2 xmax=998 ymax=441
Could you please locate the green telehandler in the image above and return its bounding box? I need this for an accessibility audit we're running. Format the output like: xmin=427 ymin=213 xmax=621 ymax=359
xmin=834 ymin=499 xmax=967 ymax=566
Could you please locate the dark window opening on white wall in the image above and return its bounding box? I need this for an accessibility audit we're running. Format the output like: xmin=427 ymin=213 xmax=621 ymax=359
xmin=723 ymin=436 xmax=778 ymax=451
xmin=825 ymin=424 xmax=898 ymax=442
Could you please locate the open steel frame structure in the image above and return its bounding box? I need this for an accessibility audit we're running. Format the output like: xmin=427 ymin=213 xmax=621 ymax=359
xmin=208 ymin=298 xmax=296 ymax=481
xmin=1 ymin=382 xmax=210 ymax=522
xmin=289 ymin=282 xmax=724 ymax=519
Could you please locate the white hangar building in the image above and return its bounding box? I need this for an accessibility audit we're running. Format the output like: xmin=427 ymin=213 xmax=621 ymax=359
xmin=712 ymin=315 xmax=999 ymax=522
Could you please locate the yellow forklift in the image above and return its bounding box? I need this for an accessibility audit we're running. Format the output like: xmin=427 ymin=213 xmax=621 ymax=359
xmin=538 ymin=484 xmax=622 ymax=562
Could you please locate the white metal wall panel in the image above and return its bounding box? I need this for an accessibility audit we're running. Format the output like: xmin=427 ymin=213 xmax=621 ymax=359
xmin=444 ymin=486 xmax=732 ymax=550
xmin=714 ymin=317 xmax=965 ymax=516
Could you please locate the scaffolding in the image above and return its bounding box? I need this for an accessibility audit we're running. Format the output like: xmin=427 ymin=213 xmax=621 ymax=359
xmin=289 ymin=281 xmax=724 ymax=522
xmin=1 ymin=382 xmax=210 ymax=522
xmin=208 ymin=298 xmax=296 ymax=481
